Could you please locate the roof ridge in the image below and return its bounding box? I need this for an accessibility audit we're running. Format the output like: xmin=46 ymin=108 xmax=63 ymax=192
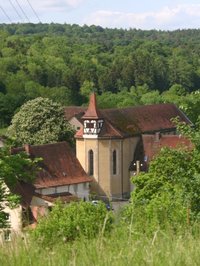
xmin=102 ymin=118 xmax=125 ymax=137
xmin=27 ymin=141 xmax=68 ymax=149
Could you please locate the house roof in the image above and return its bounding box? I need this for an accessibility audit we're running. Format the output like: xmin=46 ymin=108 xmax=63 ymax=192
xmin=101 ymin=104 xmax=191 ymax=135
xmin=65 ymin=93 xmax=192 ymax=139
xmin=75 ymin=100 xmax=192 ymax=138
xmin=64 ymin=106 xmax=86 ymax=121
xmin=142 ymin=134 xmax=193 ymax=162
xmin=11 ymin=181 xmax=35 ymax=208
xmin=12 ymin=142 xmax=92 ymax=189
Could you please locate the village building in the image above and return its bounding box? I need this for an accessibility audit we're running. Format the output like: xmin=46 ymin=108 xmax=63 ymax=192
xmin=64 ymin=106 xmax=86 ymax=131
xmin=72 ymin=93 xmax=192 ymax=200
xmin=0 ymin=181 xmax=34 ymax=242
xmin=0 ymin=141 xmax=92 ymax=241
xmin=130 ymin=134 xmax=193 ymax=174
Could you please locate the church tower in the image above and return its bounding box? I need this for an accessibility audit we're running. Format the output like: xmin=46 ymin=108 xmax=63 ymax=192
xmin=82 ymin=93 xmax=104 ymax=138
xmin=75 ymin=93 xmax=134 ymax=200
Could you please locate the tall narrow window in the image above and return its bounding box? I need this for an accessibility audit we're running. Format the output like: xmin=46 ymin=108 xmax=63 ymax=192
xmin=113 ymin=150 xmax=117 ymax=175
xmin=89 ymin=150 xmax=94 ymax=175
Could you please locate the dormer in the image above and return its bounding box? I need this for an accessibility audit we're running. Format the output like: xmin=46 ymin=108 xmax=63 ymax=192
xmin=82 ymin=93 xmax=104 ymax=139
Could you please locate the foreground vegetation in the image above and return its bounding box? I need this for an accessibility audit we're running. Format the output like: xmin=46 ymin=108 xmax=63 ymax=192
xmin=0 ymin=223 xmax=200 ymax=266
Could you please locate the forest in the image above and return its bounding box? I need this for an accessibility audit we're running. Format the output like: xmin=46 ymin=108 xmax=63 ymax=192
xmin=0 ymin=23 xmax=200 ymax=128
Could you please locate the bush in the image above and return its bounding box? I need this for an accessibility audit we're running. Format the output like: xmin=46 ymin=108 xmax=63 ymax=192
xmin=32 ymin=201 xmax=114 ymax=246
xmin=122 ymin=147 xmax=200 ymax=233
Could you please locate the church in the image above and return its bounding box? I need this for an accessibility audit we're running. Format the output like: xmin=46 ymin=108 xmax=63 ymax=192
xmin=69 ymin=93 xmax=192 ymax=200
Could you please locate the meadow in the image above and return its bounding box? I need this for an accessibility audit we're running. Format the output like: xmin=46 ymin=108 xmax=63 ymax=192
xmin=0 ymin=224 xmax=199 ymax=266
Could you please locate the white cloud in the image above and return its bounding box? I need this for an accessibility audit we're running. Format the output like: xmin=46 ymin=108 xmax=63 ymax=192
xmin=31 ymin=0 xmax=86 ymax=11
xmin=84 ymin=4 xmax=200 ymax=30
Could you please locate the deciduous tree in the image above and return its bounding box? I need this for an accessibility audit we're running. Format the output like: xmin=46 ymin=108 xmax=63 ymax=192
xmin=7 ymin=97 xmax=74 ymax=145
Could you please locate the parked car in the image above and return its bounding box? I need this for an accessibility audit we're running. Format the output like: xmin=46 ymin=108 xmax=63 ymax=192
xmin=91 ymin=200 xmax=113 ymax=211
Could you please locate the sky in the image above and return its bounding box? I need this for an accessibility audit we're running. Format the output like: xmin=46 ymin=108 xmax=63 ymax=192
xmin=1 ymin=0 xmax=200 ymax=30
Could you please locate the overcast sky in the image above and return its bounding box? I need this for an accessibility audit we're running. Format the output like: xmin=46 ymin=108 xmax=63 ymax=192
xmin=1 ymin=0 xmax=200 ymax=30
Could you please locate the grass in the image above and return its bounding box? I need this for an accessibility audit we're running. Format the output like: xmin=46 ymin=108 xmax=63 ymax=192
xmin=0 ymin=226 xmax=199 ymax=266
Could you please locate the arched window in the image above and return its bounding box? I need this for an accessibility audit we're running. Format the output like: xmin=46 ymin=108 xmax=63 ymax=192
xmin=113 ymin=150 xmax=117 ymax=175
xmin=89 ymin=150 xmax=94 ymax=175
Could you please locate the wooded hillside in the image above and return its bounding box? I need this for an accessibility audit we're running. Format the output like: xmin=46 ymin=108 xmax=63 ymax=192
xmin=0 ymin=23 xmax=200 ymax=126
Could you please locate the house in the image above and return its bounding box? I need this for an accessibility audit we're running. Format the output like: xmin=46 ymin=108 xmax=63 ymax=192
xmin=130 ymin=134 xmax=193 ymax=174
xmin=0 ymin=181 xmax=34 ymax=242
xmin=9 ymin=141 xmax=92 ymax=230
xmin=64 ymin=106 xmax=86 ymax=131
xmin=73 ymin=93 xmax=192 ymax=200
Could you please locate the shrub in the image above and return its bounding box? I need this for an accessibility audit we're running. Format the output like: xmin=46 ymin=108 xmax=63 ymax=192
xmin=32 ymin=201 xmax=114 ymax=246
xmin=122 ymin=147 xmax=200 ymax=233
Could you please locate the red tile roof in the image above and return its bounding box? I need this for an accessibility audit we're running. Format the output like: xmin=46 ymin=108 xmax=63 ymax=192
xmin=75 ymin=103 xmax=192 ymax=138
xmin=64 ymin=106 xmax=86 ymax=121
xmin=12 ymin=142 xmax=92 ymax=189
xmin=102 ymin=104 xmax=191 ymax=135
xmin=82 ymin=93 xmax=102 ymax=119
xmin=142 ymin=134 xmax=193 ymax=162
xmin=65 ymin=93 xmax=192 ymax=139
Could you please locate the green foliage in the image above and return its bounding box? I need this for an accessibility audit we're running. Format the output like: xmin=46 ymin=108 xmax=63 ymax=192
xmin=1 ymin=24 xmax=200 ymax=124
xmin=0 ymin=146 xmax=40 ymax=228
xmin=32 ymin=201 xmax=113 ymax=245
xmin=7 ymin=97 xmax=74 ymax=145
xmin=0 ymin=93 xmax=26 ymax=127
xmin=175 ymin=116 xmax=200 ymax=151
xmin=125 ymin=144 xmax=200 ymax=232
xmin=0 ymin=146 xmax=40 ymax=186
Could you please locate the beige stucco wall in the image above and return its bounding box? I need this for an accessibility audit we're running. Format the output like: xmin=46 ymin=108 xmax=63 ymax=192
xmin=35 ymin=183 xmax=90 ymax=201
xmin=76 ymin=136 xmax=140 ymax=199
xmin=0 ymin=205 xmax=22 ymax=242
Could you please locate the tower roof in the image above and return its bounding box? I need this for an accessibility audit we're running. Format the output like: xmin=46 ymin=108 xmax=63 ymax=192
xmin=82 ymin=93 xmax=102 ymax=119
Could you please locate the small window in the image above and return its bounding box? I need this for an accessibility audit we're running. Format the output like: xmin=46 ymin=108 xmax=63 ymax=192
xmin=89 ymin=150 xmax=94 ymax=176
xmin=113 ymin=150 xmax=117 ymax=175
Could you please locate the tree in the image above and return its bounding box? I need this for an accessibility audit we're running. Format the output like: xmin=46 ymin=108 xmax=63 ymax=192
xmin=124 ymin=120 xmax=200 ymax=232
xmin=0 ymin=145 xmax=39 ymax=228
xmin=7 ymin=97 xmax=74 ymax=145
xmin=80 ymin=80 xmax=96 ymax=102
xmin=0 ymin=93 xmax=26 ymax=127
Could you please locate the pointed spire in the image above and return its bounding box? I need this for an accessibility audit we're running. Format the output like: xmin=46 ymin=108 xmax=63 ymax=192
xmin=82 ymin=92 xmax=102 ymax=119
